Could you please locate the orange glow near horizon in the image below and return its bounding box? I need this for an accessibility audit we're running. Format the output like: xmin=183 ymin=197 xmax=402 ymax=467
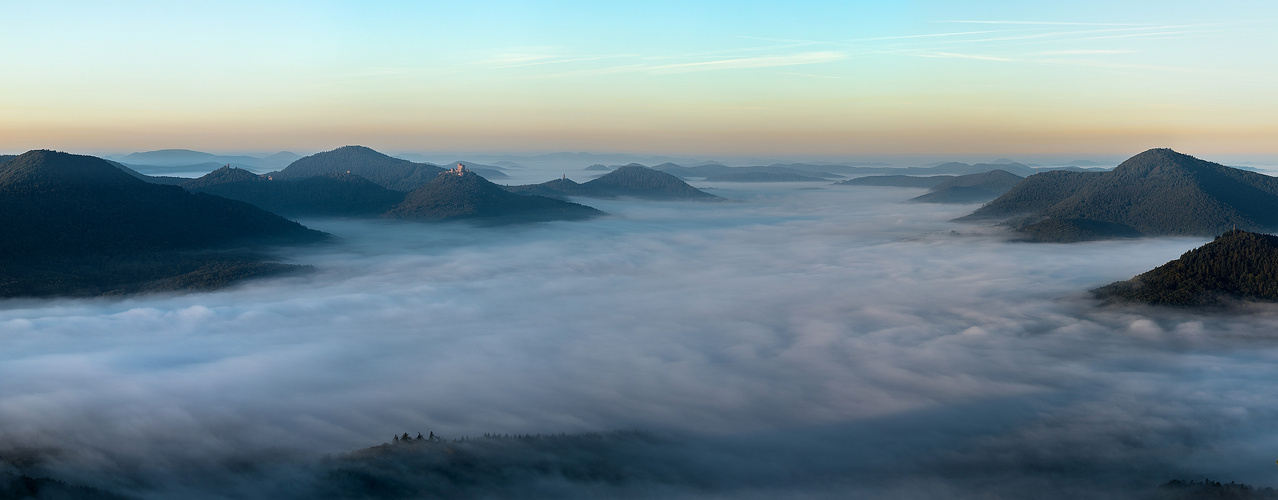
xmin=1 ymin=1 xmax=1275 ymax=161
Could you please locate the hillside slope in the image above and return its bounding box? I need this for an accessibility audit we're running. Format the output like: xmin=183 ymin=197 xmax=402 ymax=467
xmin=1094 ymin=230 xmax=1278 ymax=306
xmin=959 ymin=149 xmax=1278 ymax=241
xmin=273 ymin=145 xmax=446 ymax=191
xmin=388 ymin=167 xmax=603 ymax=222
xmin=908 ymin=170 xmax=1023 ymax=204
xmin=0 ymin=151 xmax=324 ymax=297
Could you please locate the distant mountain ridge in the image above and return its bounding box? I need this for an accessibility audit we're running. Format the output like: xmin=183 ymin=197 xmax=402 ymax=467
xmin=704 ymin=172 xmax=827 ymax=182
xmin=960 ymin=149 xmax=1278 ymax=242
xmin=505 ymin=165 xmax=722 ymax=200
xmin=835 ymin=175 xmax=954 ymax=188
xmin=387 ymin=167 xmax=603 ymax=222
xmin=908 ymin=170 xmax=1023 ymax=204
xmin=118 ymin=149 xmax=302 ymax=170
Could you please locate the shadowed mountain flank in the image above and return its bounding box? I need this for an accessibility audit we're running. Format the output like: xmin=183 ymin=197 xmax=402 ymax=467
xmin=387 ymin=166 xmax=603 ymax=223
xmin=184 ymin=166 xmax=406 ymax=217
xmin=907 ymin=169 xmax=1023 ymax=204
xmin=958 ymin=149 xmax=1278 ymax=242
xmin=505 ymin=166 xmax=721 ymax=201
xmin=272 ymin=145 xmax=446 ymax=191
xmin=0 ymin=150 xmax=324 ymax=297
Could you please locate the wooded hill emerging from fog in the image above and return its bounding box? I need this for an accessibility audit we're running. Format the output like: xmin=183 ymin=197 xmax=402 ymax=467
xmin=961 ymin=149 xmax=1278 ymax=242
xmin=0 ymin=151 xmax=324 ymax=297
xmin=1094 ymin=229 xmax=1278 ymax=306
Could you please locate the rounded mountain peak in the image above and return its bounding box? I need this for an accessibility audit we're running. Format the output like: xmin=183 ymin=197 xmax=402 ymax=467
xmin=0 ymin=150 xmax=140 ymax=191
xmin=1112 ymin=148 xmax=1211 ymax=176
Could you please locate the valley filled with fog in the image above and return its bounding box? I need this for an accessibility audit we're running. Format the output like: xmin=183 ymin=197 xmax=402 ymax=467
xmin=4 ymin=177 xmax=1278 ymax=498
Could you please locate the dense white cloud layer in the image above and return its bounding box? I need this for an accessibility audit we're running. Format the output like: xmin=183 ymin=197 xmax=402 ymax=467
xmin=3 ymin=183 xmax=1277 ymax=498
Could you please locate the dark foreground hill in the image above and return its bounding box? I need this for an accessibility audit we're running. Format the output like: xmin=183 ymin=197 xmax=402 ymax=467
xmin=908 ymin=169 xmax=1023 ymax=204
xmin=959 ymin=149 xmax=1278 ymax=242
xmin=835 ymin=175 xmax=954 ymax=188
xmin=184 ymin=166 xmax=406 ymax=217
xmin=1093 ymin=230 xmax=1278 ymax=306
xmin=1 ymin=471 xmax=130 ymax=500
xmin=272 ymin=145 xmax=446 ymax=191
xmin=505 ymin=166 xmax=721 ymax=201
xmin=0 ymin=151 xmax=324 ymax=298
xmin=387 ymin=166 xmax=603 ymax=222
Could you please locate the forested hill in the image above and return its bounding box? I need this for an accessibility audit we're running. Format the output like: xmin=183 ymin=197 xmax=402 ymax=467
xmin=186 ymin=169 xmax=407 ymax=217
xmin=504 ymin=165 xmax=722 ymax=200
xmin=959 ymin=170 xmax=1104 ymax=221
xmin=0 ymin=150 xmax=324 ymax=297
xmin=1093 ymin=230 xmax=1278 ymax=306
xmin=908 ymin=169 xmax=1023 ymax=204
xmin=387 ymin=168 xmax=603 ymax=222
xmin=581 ymin=165 xmax=721 ymax=200
xmin=272 ymin=145 xmax=446 ymax=191
xmin=181 ymin=165 xmax=264 ymax=189
xmin=959 ymin=149 xmax=1278 ymax=242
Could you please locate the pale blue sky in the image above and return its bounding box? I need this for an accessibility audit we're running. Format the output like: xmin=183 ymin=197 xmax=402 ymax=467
xmin=1 ymin=1 xmax=1275 ymax=157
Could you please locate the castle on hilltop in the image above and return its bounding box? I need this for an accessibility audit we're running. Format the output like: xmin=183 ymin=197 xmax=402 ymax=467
xmin=449 ymin=163 xmax=467 ymax=176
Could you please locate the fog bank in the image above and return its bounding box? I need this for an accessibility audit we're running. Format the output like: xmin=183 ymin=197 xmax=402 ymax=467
xmin=3 ymin=184 xmax=1277 ymax=498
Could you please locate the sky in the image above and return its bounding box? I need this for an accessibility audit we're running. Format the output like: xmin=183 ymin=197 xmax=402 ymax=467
xmin=1 ymin=0 xmax=1276 ymax=159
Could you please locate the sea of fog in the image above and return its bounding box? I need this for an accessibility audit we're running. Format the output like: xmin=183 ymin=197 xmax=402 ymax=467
xmin=4 ymin=181 xmax=1278 ymax=498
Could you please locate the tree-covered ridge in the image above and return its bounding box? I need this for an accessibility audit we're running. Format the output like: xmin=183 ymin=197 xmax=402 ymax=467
xmin=908 ymin=169 xmax=1023 ymax=204
xmin=1 ymin=471 xmax=131 ymax=500
xmin=0 ymin=151 xmax=322 ymax=259
xmin=960 ymin=170 xmax=1105 ymax=220
xmin=503 ymin=165 xmax=721 ymax=200
xmin=272 ymin=145 xmax=446 ymax=191
xmin=581 ymin=165 xmax=721 ymax=199
xmin=387 ymin=168 xmax=603 ymax=222
xmin=1093 ymin=229 xmax=1278 ymax=306
xmin=960 ymin=149 xmax=1278 ymax=241
xmin=185 ymin=169 xmax=406 ymax=217
xmin=503 ymin=177 xmax=605 ymax=198
xmin=0 ymin=150 xmax=324 ymax=298
xmin=309 ymin=431 xmax=701 ymax=499
xmin=181 ymin=164 xmax=264 ymax=189
xmin=1155 ymin=479 xmax=1278 ymax=500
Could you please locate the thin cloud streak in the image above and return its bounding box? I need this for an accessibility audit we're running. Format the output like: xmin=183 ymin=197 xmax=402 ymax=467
xmin=936 ymin=20 xmax=1140 ymax=26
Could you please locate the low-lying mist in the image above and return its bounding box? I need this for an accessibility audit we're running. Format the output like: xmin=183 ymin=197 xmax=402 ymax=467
xmin=4 ymin=183 xmax=1278 ymax=498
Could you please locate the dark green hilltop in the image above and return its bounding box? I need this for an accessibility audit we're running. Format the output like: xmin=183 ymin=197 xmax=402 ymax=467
xmin=183 ymin=166 xmax=406 ymax=217
xmin=960 ymin=148 xmax=1278 ymax=242
xmin=1094 ymin=229 xmax=1278 ymax=306
xmin=387 ymin=165 xmax=604 ymax=222
xmin=269 ymin=145 xmax=447 ymax=191
xmin=0 ymin=150 xmax=326 ymax=298
xmin=504 ymin=165 xmax=722 ymax=200
xmin=907 ymin=169 xmax=1023 ymax=204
